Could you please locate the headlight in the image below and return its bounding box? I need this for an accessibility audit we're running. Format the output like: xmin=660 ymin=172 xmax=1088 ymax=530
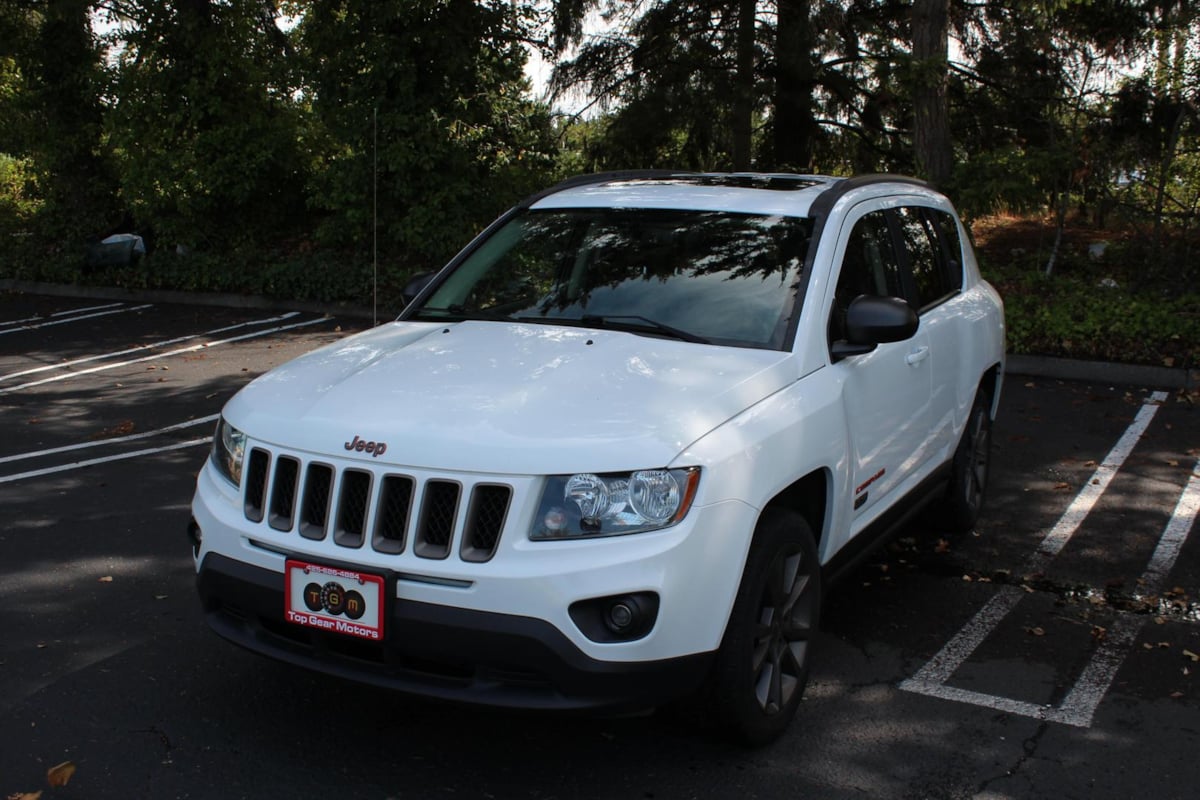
xmin=210 ymin=416 xmax=246 ymax=487
xmin=530 ymin=467 xmax=700 ymax=540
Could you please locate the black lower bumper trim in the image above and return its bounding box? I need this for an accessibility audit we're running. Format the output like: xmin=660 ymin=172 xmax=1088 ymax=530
xmin=195 ymin=552 xmax=712 ymax=711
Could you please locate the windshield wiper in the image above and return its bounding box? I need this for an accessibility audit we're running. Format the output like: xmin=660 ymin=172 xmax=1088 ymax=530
xmin=414 ymin=305 xmax=516 ymax=322
xmin=579 ymin=314 xmax=710 ymax=344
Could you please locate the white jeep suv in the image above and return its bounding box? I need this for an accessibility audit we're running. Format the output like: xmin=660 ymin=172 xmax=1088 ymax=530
xmin=189 ymin=172 xmax=1005 ymax=743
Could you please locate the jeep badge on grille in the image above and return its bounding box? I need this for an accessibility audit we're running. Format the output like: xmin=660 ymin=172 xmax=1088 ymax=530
xmin=344 ymin=435 xmax=387 ymax=457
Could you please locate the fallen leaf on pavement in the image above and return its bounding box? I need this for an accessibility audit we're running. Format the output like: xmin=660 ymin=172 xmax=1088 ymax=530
xmin=1184 ymin=650 xmax=1200 ymax=662
xmin=1026 ymin=626 xmax=1046 ymax=637
xmin=98 ymin=576 xmax=113 ymax=583
xmin=7 ymin=791 xmax=42 ymax=799
xmin=46 ymin=762 xmax=75 ymax=788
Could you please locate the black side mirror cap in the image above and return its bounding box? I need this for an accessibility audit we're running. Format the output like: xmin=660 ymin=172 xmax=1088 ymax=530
xmin=831 ymin=295 xmax=919 ymax=361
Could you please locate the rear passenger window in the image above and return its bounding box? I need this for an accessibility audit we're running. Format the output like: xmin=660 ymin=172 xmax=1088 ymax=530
xmin=895 ymin=206 xmax=951 ymax=310
xmin=929 ymin=210 xmax=964 ymax=293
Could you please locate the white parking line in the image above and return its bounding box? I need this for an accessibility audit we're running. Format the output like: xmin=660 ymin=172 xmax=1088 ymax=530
xmin=0 ymin=414 xmax=219 ymax=465
xmin=900 ymin=391 xmax=1177 ymax=727
xmin=0 ymin=315 xmax=330 ymax=395
xmin=0 ymin=311 xmax=301 ymax=383
xmin=0 ymin=302 xmax=127 ymax=329
xmin=0 ymin=437 xmax=212 ymax=484
xmin=0 ymin=303 xmax=153 ymax=335
xmin=1055 ymin=461 xmax=1200 ymax=725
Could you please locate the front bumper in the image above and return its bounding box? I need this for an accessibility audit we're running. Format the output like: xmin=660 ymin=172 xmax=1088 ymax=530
xmin=196 ymin=552 xmax=712 ymax=711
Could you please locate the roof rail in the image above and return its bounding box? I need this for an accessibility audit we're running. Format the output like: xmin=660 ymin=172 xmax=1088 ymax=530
xmin=807 ymin=174 xmax=931 ymax=221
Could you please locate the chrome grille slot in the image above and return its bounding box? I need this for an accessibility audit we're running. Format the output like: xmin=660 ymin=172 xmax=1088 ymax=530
xmin=373 ymin=475 xmax=414 ymax=554
xmin=268 ymin=456 xmax=300 ymax=531
xmin=244 ymin=448 xmax=270 ymax=523
xmin=334 ymin=469 xmax=372 ymax=548
xmin=415 ymin=480 xmax=460 ymax=559
xmin=299 ymin=463 xmax=333 ymax=540
xmin=461 ymin=485 xmax=511 ymax=563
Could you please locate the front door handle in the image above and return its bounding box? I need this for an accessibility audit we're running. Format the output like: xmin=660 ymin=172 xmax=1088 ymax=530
xmin=905 ymin=346 xmax=930 ymax=366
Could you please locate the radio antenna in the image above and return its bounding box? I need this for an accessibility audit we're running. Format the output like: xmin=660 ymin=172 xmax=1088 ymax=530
xmin=372 ymin=106 xmax=379 ymax=327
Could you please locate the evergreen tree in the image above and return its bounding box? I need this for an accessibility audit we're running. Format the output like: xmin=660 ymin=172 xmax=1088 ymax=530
xmin=298 ymin=0 xmax=557 ymax=270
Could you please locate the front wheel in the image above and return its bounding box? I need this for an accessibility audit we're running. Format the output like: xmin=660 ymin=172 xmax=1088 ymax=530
xmin=704 ymin=509 xmax=821 ymax=745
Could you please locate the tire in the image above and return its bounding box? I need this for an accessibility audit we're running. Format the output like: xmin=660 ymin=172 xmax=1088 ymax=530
xmin=704 ymin=509 xmax=821 ymax=746
xmin=929 ymin=393 xmax=992 ymax=534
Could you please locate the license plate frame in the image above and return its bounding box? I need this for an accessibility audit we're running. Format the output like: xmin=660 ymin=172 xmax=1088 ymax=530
xmin=284 ymin=559 xmax=386 ymax=642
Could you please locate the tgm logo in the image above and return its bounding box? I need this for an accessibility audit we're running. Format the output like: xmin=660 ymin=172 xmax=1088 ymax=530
xmin=303 ymin=580 xmax=367 ymax=620
xmin=344 ymin=435 xmax=387 ymax=457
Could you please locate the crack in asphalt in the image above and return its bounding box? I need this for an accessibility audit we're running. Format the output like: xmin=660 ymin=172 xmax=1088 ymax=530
xmin=135 ymin=725 xmax=175 ymax=764
xmin=975 ymin=721 xmax=1051 ymax=795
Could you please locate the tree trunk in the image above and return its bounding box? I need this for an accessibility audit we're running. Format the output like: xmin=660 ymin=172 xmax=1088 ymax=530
xmin=911 ymin=0 xmax=951 ymax=187
xmin=773 ymin=0 xmax=817 ymax=171
xmin=731 ymin=0 xmax=756 ymax=170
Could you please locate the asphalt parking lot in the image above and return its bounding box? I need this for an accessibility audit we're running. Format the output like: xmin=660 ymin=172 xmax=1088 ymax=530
xmin=0 ymin=291 xmax=1196 ymax=799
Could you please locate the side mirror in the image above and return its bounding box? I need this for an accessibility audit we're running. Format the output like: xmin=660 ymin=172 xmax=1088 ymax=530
xmin=401 ymin=271 xmax=435 ymax=307
xmin=831 ymin=295 xmax=919 ymax=360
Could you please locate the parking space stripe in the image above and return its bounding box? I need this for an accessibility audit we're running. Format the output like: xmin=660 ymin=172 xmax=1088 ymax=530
xmin=0 ymin=414 xmax=219 ymax=465
xmin=1028 ymin=393 xmax=1167 ymax=570
xmin=0 ymin=315 xmax=330 ymax=395
xmin=0 ymin=437 xmax=211 ymax=484
xmin=0 ymin=303 xmax=153 ymax=335
xmin=48 ymin=302 xmax=128 ymax=317
xmin=1141 ymin=462 xmax=1200 ymax=594
xmin=1053 ymin=459 xmax=1200 ymax=727
xmin=900 ymin=391 xmax=1174 ymax=727
xmin=0 ymin=311 xmax=302 ymax=383
xmin=0 ymin=302 xmax=127 ymax=329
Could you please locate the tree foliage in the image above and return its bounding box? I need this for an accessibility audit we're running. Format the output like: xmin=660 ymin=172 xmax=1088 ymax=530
xmin=107 ymin=0 xmax=309 ymax=251
xmin=0 ymin=0 xmax=1199 ymax=309
xmin=297 ymin=0 xmax=557 ymax=269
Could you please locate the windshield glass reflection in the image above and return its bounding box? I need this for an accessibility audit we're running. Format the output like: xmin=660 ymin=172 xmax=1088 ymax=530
xmin=414 ymin=209 xmax=813 ymax=350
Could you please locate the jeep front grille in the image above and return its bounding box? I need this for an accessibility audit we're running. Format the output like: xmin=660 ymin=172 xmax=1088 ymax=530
xmin=244 ymin=451 xmax=512 ymax=563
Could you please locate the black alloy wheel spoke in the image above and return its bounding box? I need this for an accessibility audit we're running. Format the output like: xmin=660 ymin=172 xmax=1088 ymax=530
xmin=753 ymin=546 xmax=813 ymax=714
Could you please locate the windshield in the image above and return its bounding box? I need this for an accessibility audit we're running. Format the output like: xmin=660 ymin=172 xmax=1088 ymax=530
xmin=411 ymin=208 xmax=814 ymax=350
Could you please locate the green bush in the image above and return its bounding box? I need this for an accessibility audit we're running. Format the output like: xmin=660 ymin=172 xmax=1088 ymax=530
xmin=994 ymin=270 xmax=1200 ymax=367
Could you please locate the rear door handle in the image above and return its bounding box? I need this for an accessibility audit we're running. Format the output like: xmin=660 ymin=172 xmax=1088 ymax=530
xmin=905 ymin=346 xmax=930 ymax=366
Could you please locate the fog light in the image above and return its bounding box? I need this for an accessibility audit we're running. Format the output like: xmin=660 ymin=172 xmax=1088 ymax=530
xmin=607 ymin=602 xmax=634 ymax=631
xmin=569 ymin=592 xmax=660 ymax=643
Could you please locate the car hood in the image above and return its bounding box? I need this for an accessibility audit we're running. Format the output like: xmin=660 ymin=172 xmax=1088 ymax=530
xmin=225 ymin=320 xmax=798 ymax=475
